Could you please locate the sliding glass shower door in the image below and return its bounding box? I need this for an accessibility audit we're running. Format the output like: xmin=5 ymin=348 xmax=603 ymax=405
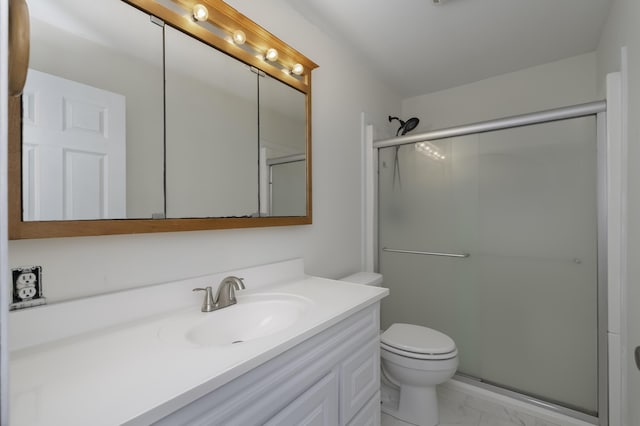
xmin=378 ymin=116 xmax=599 ymax=415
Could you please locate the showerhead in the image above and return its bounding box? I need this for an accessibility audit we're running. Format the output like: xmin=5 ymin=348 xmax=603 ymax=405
xmin=402 ymin=117 xmax=420 ymax=135
xmin=388 ymin=115 xmax=420 ymax=136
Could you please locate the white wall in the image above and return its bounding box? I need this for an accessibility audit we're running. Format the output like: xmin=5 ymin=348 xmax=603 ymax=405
xmin=165 ymin=69 xmax=258 ymax=218
xmin=7 ymin=0 xmax=401 ymax=302
xmin=401 ymin=52 xmax=598 ymax=130
xmin=597 ymin=0 xmax=640 ymax=424
xmin=260 ymin=75 xmax=306 ymax=157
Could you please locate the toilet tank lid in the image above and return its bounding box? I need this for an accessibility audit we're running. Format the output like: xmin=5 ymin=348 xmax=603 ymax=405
xmin=340 ymin=272 xmax=383 ymax=286
xmin=381 ymin=323 xmax=456 ymax=355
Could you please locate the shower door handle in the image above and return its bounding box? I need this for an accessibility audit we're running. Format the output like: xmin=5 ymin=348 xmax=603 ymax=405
xmin=635 ymin=346 xmax=640 ymax=371
xmin=382 ymin=247 xmax=470 ymax=258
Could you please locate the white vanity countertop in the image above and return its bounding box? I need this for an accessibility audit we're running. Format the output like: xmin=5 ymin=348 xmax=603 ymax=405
xmin=10 ymin=269 xmax=388 ymax=425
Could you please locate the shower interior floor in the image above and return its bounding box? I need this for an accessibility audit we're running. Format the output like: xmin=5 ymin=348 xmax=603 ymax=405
xmin=380 ymin=379 xmax=596 ymax=426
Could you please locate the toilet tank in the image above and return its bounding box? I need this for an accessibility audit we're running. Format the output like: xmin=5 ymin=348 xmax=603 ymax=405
xmin=341 ymin=272 xmax=383 ymax=287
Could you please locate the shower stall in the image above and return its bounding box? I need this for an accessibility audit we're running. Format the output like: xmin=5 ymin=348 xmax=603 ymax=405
xmin=371 ymin=102 xmax=608 ymax=424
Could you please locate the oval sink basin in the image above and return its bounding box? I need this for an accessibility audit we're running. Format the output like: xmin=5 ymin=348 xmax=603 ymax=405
xmin=159 ymin=293 xmax=312 ymax=347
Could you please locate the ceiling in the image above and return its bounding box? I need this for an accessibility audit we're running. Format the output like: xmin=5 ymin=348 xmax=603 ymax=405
xmin=284 ymin=0 xmax=613 ymax=98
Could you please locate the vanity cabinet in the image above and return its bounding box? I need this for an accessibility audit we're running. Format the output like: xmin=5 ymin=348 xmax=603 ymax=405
xmin=153 ymin=304 xmax=381 ymax=426
xmin=264 ymin=369 xmax=339 ymax=425
xmin=347 ymin=392 xmax=381 ymax=426
xmin=9 ymin=262 xmax=388 ymax=425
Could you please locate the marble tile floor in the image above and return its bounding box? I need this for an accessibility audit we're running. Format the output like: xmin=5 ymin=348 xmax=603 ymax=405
xmin=380 ymin=383 xmax=580 ymax=426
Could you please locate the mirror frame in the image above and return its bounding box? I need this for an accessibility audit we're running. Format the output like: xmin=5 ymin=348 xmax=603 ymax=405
xmin=8 ymin=0 xmax=317 ymax=239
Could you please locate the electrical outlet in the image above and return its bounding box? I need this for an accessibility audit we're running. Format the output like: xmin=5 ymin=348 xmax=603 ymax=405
xmin=10 ymin=266 xmax=46 ymax=310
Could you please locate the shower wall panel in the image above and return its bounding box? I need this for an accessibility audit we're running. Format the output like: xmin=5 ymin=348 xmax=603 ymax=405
xmin=378 ymin=116 xmax=598 ymax=414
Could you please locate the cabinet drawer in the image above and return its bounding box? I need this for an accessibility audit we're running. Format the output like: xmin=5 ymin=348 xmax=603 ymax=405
xmin=264 ymin=368 xmax=339 ymax=426
xmin=347 ymin=391 xmax=381 ymax=426
xmin=340 ymin=337 xmax=380 ymax=424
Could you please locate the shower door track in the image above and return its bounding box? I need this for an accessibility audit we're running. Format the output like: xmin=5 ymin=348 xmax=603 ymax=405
xmin=372 ymin=100 xmax=605 ymax=149
xmin=454 ymin=373 xmax=599 ymax=424
xmin=372 ymin=100 xmax=609 ymax=425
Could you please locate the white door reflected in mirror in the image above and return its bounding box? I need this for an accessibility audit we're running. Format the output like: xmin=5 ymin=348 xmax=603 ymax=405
xmin=22 ymin=69 xmax=126 ymax=221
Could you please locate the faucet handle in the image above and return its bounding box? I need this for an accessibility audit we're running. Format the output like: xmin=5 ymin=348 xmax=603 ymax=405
xmin=193 ymin=286 xmax=215 ymax=312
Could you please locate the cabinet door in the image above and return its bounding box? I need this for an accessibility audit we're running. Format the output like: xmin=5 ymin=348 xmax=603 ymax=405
xmin=264 ymin=369 xmax=339 ymax=426
xmin=341 ymin=337 xmax=380 ymax=424
xmin=347 ymin=392 xmax=380 ymax=426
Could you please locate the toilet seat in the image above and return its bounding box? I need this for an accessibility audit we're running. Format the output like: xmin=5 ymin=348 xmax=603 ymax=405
xmin=381 ymin=342 xmax=458 ymax=360
xmin=381 ymin=323 xmax=457 ymax=360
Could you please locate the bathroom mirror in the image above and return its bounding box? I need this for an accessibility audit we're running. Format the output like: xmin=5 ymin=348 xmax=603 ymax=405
xmin=164 ymin=25 xmax=260 ymax=219
xmin=8 ymin=0 xmax=317 ymax=238
xmin=21 ymin=0 xmax=165 ymax=221
xmin=259 ymin=73 xmax=307 ymax=216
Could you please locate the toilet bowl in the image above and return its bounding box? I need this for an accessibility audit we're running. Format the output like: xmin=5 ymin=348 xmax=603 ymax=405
xmin=380 ymin=323 xmax=458 ymax=426
xmin=341 ymin=273 xmax=458 ymax=426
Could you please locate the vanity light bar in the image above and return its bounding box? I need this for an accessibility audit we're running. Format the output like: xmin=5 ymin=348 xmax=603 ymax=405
xmin=173 ymin=0 xmax=317 ymax=80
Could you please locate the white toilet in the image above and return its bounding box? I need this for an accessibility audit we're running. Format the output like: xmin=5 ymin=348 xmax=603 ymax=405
xmin=341 ymin=272 xmax=458 ymax=426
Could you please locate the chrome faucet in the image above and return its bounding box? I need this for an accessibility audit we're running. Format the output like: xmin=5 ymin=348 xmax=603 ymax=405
xmin=193 ymin=276 xmax=246 ymax=312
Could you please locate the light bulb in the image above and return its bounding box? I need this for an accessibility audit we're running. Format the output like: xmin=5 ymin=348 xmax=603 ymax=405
xmin=192 ymin=4 xmax=209 ymax=21
xmin=265 ymin=48 xmax=278 ymax=62
xmin=232 ymin=30 xmax=246 ymax=45
xmin=291 ymin=63 xmax=304 ymax=75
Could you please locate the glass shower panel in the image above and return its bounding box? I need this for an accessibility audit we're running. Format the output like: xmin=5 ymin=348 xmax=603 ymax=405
xmin=379 ymin=116 xmax=598 ymax=414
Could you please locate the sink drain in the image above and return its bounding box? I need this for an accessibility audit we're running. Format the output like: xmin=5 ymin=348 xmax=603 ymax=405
xmin=232 ymin=340 xmax=244 ymax=344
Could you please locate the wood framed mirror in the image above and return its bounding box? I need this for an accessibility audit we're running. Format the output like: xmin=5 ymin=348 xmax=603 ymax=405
xmin=8 ymin=0 xmax=317 ymax=239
